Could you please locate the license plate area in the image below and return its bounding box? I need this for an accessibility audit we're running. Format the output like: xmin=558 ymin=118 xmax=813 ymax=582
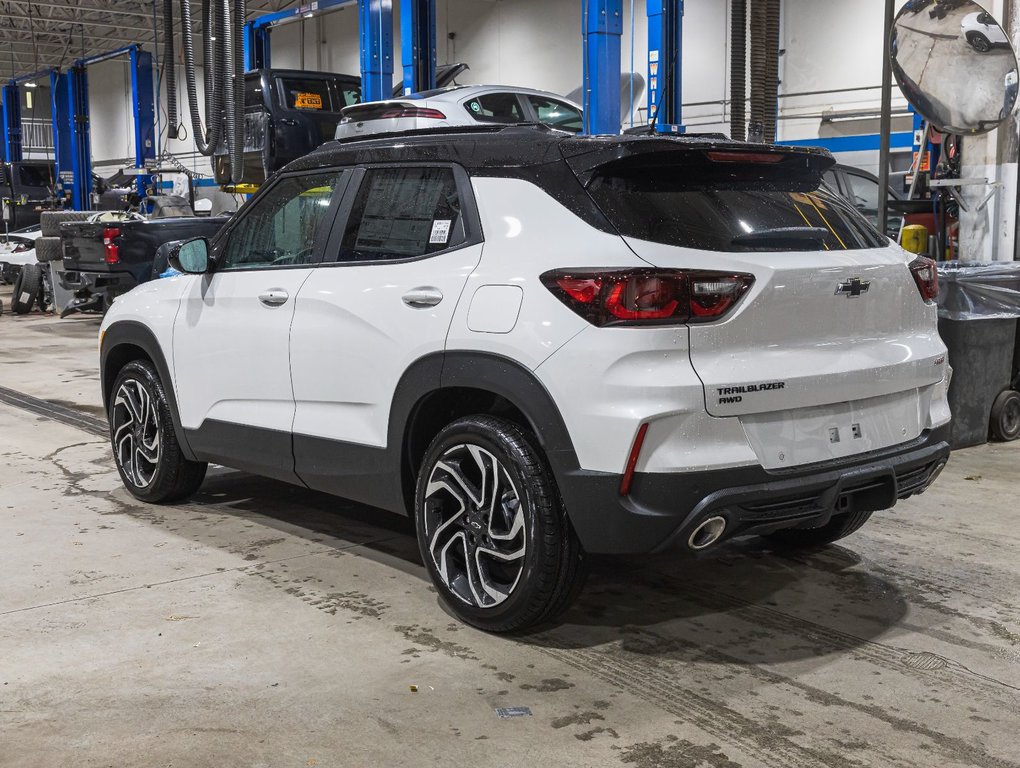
xmin=740 ymin=389 xmax=924 ymax=470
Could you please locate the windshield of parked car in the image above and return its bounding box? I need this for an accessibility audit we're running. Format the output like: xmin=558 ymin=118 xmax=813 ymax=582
xmin=587 ymin=161 xmax=887 ymax=252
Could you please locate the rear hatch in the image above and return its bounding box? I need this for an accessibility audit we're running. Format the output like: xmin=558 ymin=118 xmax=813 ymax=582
xmin=570 ymin=140 xmax=946 ymax=469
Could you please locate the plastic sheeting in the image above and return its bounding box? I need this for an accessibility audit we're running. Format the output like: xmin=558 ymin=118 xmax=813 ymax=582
xmin=936 ymin=261 xmax=1020 ymax=321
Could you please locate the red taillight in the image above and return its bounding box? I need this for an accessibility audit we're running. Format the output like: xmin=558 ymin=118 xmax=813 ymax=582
xmin=102 ymin=227 xmax=120 ymax=264
xmin=908 ymin=256 xmax=938 ymax=302
xmin=541 ymin=269 xmax=754 ymax=326
xmin=375 ymin=106 xmax=446 ymax=120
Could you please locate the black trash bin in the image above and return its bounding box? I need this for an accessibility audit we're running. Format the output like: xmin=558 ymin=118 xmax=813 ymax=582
xmin=937 ymin=261 xmax=1020 ymax=448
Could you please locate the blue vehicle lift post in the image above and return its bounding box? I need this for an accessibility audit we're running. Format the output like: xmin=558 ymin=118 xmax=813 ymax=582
xmin=50 ymin=70 xmax=74 ymax=204
xmin=1 ymin=81 xmax=23 ymax=163
xmin=360 ymin=0 xmax=394 ymax=102
xmin=582 ymin=0 xmax=623 ymax=135
xmin=43 ymin=45 xmax=156 ymax=210
xmin=646 ymin=0 xmax=683 ymax=132
xmin=129 ymin=47 xmax=157 ymax=199
xmin=66 ymin=64 xmax=92 ymax=211
xmin=401 ymin=0 xmax=436 ymax=95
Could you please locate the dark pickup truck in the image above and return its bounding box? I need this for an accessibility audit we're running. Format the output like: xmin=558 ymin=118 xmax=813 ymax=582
xmin=59 ymin=203 xmax=229 ymax=313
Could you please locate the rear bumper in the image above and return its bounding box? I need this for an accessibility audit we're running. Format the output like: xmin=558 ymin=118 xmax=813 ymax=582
xmin=557 ymin=423 xmax=951 ymax=554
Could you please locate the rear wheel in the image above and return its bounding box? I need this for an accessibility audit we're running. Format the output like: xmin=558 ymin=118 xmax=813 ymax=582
xmin=109 ymin=360 xmax=208 ymax=503
xmin=767 ymin=509 xmax=873 ymax=549
xmin=415 ymin=415 xmax=586 ymax=632
xmin=10 ymin=263 xmax=40 ymax=314
xmin=990 ymin=389 xmax=1020 ymax=441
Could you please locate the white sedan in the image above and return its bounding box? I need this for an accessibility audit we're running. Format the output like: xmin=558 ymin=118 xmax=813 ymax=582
xmin=335 ymin=85 xmax=584 ymax=139
xmin=0 ymin=225 xmax=42 ymax=283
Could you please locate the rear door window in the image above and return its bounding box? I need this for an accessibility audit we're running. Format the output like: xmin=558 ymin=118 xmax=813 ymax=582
xmin=17 ymin=164 xmax=52 ymax=188
xmin=587 ymin=160 xmax=887 ymax=252
xmin=463 ymin=93 xmax=526 ymax=124
xmin=526 ymin=95 xmax=583 ymax=132
xmin=338 ymin=167 xmax=465 ymax=261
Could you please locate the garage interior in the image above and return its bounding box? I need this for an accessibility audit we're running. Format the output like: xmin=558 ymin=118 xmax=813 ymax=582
xmin=1 ymin=1 xmax=1019 ymax=767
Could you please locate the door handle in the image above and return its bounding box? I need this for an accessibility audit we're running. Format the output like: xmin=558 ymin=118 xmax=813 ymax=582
xmin=402 ymin=287 xmax=443 ymax=308
xmin=258 ymin=289 xmax=289 ymax=307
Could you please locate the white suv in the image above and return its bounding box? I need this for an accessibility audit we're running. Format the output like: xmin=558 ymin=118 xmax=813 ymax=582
xmin=100 ymin=126 xmax=951 ymax=632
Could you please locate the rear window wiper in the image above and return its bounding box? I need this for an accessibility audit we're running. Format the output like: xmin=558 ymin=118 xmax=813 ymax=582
xmin=731 ymin=226 xmax=829 ymax=249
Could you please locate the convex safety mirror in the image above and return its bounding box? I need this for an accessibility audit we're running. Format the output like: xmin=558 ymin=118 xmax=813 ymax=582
xmin=169 ymin=238 xmax=212 ymax=274
xmin=891 ymin=0 xmax=1019 ymax=134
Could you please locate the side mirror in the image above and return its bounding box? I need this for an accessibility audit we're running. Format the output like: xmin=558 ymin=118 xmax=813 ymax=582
xmin=169 ymin=237 xmax=213 ymax=274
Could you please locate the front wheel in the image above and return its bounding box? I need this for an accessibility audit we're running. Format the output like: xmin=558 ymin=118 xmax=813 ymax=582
xmin=415 ymin=415 xmax=586 ymax=632
xmin=967 ymin=31 xmax=992 ymax=52
xmin=109 ymin=360 xmax=208 ymax=503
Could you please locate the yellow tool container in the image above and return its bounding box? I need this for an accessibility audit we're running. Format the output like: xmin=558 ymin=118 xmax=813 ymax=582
xmin=900 ymin=224 xmax=929 ymax=254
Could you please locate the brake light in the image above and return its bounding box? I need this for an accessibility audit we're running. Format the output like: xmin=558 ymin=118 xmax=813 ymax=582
xmin=908 ymin=256 xmax=938 ymax=302
xmin=541 ymin=269 xmax=754 ymax=326
xmin=102 ymin=227 xmax=120 ymax=264
xmin=706 ymin=151 xmax=785 ymax=164
xmin=377 ymin=106 xmax=444 ymax=119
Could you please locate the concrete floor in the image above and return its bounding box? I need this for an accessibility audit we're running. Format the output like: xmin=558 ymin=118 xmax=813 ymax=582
xmin=1 ymin=283 xmax=1019 ymax=768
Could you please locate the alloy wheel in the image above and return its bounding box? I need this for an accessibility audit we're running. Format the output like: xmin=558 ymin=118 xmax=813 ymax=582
xmin=423 ymin=443 xmax=527 ymax=608
xmin=112 ymin=379 xmax=162 ymax=488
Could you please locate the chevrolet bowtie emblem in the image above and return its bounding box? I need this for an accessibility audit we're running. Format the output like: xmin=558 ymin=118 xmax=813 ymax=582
xmin=835 ymin=277 xmax=871 ymax=297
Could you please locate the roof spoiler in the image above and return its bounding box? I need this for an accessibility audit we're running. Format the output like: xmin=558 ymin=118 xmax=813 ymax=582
xmin=561 ymin=137 xmax=835 ymax=187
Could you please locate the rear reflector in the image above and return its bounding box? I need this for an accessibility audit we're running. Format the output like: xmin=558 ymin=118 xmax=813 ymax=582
xmin=541 ymin=269 xmax=754 ymax=327
xmin=619 ymin=423 xmax=649 ymax=496
xmin=908 ymin=256 xmax=938 ymax=303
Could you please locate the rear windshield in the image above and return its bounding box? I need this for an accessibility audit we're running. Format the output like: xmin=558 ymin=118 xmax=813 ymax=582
xmin=587 ymin=163 xmax=887 ymax=252
xmin=18 ymin=165 xmax=53 ymax=189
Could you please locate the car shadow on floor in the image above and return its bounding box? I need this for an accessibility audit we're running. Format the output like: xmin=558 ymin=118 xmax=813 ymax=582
xmin=185 ymin=467 xmax=908 ymax=664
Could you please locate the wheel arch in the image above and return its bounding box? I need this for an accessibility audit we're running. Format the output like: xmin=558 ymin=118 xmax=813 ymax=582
xmin=101 ymin=321 xmax=197 ymax=461
xmin=393 ymin=351 xmax=582 ymax=514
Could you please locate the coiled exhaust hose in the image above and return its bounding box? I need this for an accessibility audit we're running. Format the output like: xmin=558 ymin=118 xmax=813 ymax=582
xmin=230 ymin=0 xmax=246 ymax=184
xmin=164 ymin=0 xmax=178 ymax=139
xmin=763 ymin=0 xmax=781 ymax=143
xmin=730 ymin=0 xmax=746 ymax=141
xmin=179 ymin=0 xmax=223 ymax=156
xmin=749 ymin=0 xmax=767 ymax=140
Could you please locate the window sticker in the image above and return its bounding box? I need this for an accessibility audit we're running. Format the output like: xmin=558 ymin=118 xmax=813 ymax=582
xmin=430 ymin=219 xmax=452 ymax=244
xmin=294 ymin=92 xmax=323 ymax=109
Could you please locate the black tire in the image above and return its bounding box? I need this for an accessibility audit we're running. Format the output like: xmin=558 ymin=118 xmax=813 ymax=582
xmin=967 ymin=31 xmax=992 ymax=52
xmin=34 ymin=237 xmax=63 ymax=263
xmin=10 ymin=263 xmax=39 ymax=314
xmin=109 ymin=360 xmax=208 ymax=503
xmin=767 ymin=509 xmax=873 ymax=549
xmin=40 ymin=210 xmax=92 ymax=237
xmin=990 ymin=389 xmax=1020 ymax=442
xmin=414 ymin=415 xmax=587 ymax=632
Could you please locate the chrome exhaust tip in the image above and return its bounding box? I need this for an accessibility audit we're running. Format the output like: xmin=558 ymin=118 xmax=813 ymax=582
xmin=687 ymin=515 xmax=728 ymax=550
